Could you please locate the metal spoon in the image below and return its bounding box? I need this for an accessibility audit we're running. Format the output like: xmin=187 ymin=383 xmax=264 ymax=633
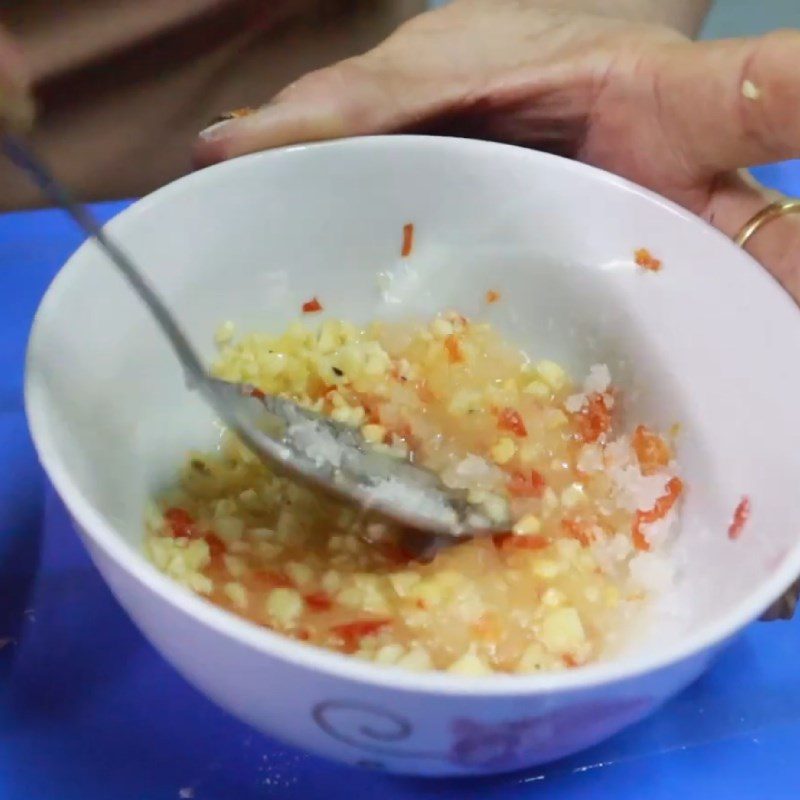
xmin=5 ymin=134 xmax=509 ymax=543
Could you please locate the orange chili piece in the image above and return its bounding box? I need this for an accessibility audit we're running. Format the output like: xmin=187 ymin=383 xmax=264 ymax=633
xmin=498 ymin=407 xmax=528 ymax=437
xmin=164 ymin=507 xmax=194 ymax=538
xmin=305 ymin=592 xmax=334 ymax=612
xmin=507 ymin=469 xmax=546 ymax=498
xmin=331 ymin=619 xmax=391 ymax=653
xmin=493 ymin=532 xmax=548 ymax=550
xmin=632 ymin=425 xmax=671 ymax=475
xmin=562 ymin=518 xmax=592 ymax=547
xmin=631 ymin=477 xmax=684 ymax=551
xmin=444 ymin=334 xmax=464 ymax=363
xmin=574 ymin=393 xmax=612 ymax=443
xmin=401 ymin=223 xmax=414 ymax=257
xmin=728 ymin=496 xmax=751 ymax=541
xmin=204 ymin=533 xmax=227 ymax=560
xmin=634 ymin=248 xmax=662 ymax=272
xmin=486 ymin=290 xmax=500 ymax=304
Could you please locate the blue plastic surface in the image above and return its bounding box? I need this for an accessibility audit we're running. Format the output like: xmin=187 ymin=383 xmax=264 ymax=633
xmin=2 ymin=166 xmax=800 ymax=799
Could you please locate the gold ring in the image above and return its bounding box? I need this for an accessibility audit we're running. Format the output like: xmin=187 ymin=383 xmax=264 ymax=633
xmin=734 ymin=199 xmax=800 ymax=248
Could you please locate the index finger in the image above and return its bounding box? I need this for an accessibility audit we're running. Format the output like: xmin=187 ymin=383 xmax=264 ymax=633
xmin=655 ymin=31 xmax=800 ymax=176
xmin=0 ymin=26 xmax=34 ymax=130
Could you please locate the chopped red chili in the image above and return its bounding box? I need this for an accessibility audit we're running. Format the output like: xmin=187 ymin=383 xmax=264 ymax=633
xmin=444 ymin=334 xmax=464 ymax=363
xmin=634 ymin=248 xmax=662 ymax=272
xmin=486 ymin=290 xmax=500 ymax=304
xmin=562 ymin=518 xmax=592 ymax=547
xmin=509 ymin=534 xmax=549 ymax=550
xmin=632 ymin=477 xmax=684 ymax=551
xmin=728 ymin=496 xmax=751 ymax=541
xmin=249 ymin=387 xmax=266 ymax=400
xmin=497 ymin=407 xmax=528 ymax=437
xmin=574 ymin=393 xmax=612 ymax=443
xmin=204 ymin=533 xmax=227 ymax=560
xmin=304 ymin=592 xmax=333 ymax=612
xmin=507 ymin=469 xmax=546 ymax=498
xmin=401 ymin=223 xmax=414 ymax=257
xmin=493 ymin=532 xmax=548 ymax=550
xmin=302 ymin=297 xmax=323 ymax=313
xmin=164 ymin=507 xmax=194 ymax=538
xmin=632 ymin=424 xmax=671 ymax=475
xmin=330 ymin=619 xmax=391 ymax=652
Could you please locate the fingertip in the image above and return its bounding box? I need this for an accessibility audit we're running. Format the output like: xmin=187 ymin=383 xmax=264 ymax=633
xmin=193 ymin=102 xmax=351 ymax=167
xmin=191 ymin=136 xmax=228 ymax=169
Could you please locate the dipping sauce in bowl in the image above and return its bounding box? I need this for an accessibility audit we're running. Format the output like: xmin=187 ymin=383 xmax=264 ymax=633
xmin=147 ymin=311 xmax=683 ymax=674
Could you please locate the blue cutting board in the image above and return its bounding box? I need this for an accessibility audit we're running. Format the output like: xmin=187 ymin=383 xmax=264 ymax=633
xmin=2 ymin=163 xmax=799 ymax=799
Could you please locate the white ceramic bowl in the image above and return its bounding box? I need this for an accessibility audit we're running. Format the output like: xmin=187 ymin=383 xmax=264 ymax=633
xmin=26 ymin=136 xmax=800 ymax=776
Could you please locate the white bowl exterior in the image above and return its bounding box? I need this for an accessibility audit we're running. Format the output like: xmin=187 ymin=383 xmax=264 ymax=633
xmin=76 ymin=514 xmax=718 ymax=775
xmin=26 ymin=136 xmax=800 ymax=774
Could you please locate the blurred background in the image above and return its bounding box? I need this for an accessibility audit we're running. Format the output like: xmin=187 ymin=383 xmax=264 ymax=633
xmin=703 ymin=0 xmax=796 ymax=36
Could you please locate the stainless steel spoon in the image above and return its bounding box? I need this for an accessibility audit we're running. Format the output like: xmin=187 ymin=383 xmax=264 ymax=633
xmin=5 ymin=134 xmax=509 ymax=543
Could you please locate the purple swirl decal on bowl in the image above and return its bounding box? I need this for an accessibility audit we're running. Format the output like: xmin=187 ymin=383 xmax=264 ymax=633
xmin=312 ymin=695 xmax=654 ymax=769
xmin=312 ymin=700 xmax=435 ymax=759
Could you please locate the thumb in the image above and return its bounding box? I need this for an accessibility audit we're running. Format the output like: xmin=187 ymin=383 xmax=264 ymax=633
xmin=193 ymin=49 xmax=453 ymax=167
xmin=655 ymin=30 xmax=800 ymax=176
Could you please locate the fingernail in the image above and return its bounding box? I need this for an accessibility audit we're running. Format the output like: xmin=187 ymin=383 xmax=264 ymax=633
xmin=198 ymin=107 xmax=256 ymax=140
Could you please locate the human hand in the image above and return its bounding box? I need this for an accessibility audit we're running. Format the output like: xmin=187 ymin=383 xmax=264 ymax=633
xmin=0 ymin=24 xmax=32 ymax=130
xmin=194 ymin=0 xmax=800 ymax=301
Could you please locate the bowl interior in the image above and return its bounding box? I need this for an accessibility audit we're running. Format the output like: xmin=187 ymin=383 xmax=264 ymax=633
xmin=26 ymin=136 xmax=800 ymax=667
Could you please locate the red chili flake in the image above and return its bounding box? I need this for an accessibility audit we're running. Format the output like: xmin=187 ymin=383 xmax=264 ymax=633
xmin=296 ymin=629 xmax=311 ymax=641
xmin=728 ymin=496 xmax=751 ymax=541
xmin=634 ymin=248 xmax=662 ymax=272
xmin=574 ymin=393 xmax=612 ymax=443
xmin=492 ymin=532 xmax=512 ymax=548
xmin=507 ymin=469 xmax=546 ymax=498
xmin=304 ymin=592 xmax=333 ymax=612
xmin=509 ymin=535 xmax=550 ymax=551
xmin=302 ymin=297 xmax=323 ymax=313
xmin=249 ymin=387 xmax=266 ymax=400
xmin=401 ymin=223 xmax=414 ymax=258
xmin=164 ymin=507 xmax=194 ymax=538
xmin=562 ymin=653 xmax=579 ymax=668
xmin=204 ymin=533 xmax=227 ymax=560
xmin=444 ymin=334 xmax=464 ymax=363
xmin=632 ymin=425 xmax=671 ymax=475
xmin=486 ymin=290 xmax=501 ymax=304
xmin=493 ymin=532 xmax=549 ymax=551
xmin=497 ymin=407 xmax=528 ymax=437
xmin=330 ymin=619 xmax=391 ymax=653
xmin=562 ymin=518 xmax=592 ymax=547
xmin=632 ymin=477 xmax=684 ymax=551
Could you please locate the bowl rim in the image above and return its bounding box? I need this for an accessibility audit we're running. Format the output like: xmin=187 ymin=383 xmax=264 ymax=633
xmin=25 ymin=134 xmax=800 ymax=696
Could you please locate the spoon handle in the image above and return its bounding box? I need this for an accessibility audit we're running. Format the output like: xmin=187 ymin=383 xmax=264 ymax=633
xmin=3 ymin=133 xmax=208 ymax=388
